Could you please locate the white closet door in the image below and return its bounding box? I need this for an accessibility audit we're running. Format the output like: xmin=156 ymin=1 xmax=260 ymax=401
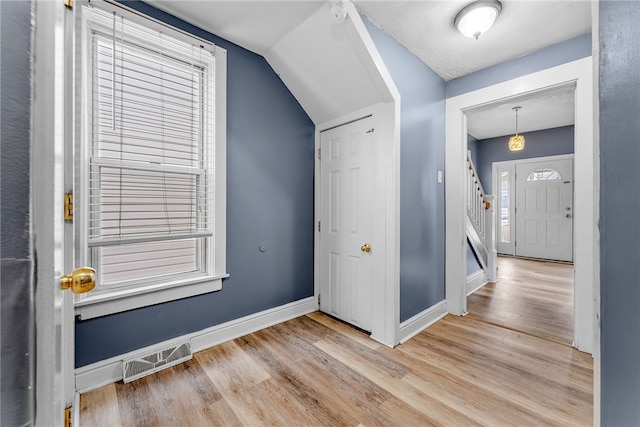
xmin=319 ymin=117 xmax=373 ymax=332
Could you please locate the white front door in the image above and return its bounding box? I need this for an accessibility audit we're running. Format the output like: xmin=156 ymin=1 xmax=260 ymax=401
xmin=515 ymin=158 xmax=573 ymax=261
xmin=319 ymin=117 xmax=374 ymax=332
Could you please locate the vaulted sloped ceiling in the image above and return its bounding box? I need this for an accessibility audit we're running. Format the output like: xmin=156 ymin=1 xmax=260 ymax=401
xmin=149 ymin=0 xmax=396 ymax=124
xmin=264 ymin=2 xmax=394 ymax=123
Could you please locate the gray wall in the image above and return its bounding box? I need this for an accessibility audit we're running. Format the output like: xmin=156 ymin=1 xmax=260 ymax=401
xmin=363 ymin=19 xmax=446 ymax=323
xmin=75 ymin=1 xmax=315 ymax=367
xmin=599 ymin=1 xmax=640 ymax=424
xmin=1 ymin=0 xmax=31 ymax=259
xmin=1 ymin=0 xmax=35 ymax=425
xmin=474 ymin=125 xmax=575 ymax=193
xmin=447 ymin=34 xmax=591 ymax=98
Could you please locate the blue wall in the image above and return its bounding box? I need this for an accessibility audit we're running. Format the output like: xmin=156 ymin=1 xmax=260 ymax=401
xmin=475 ymin=125 xmax=574 ymax=193
xmin=363 ymin=19 xmax=446 ymax=323
xmin=466 ymin=241 xmax=482 ymax=275
xmin=447 ymin=34 xmax=591 ymax=98
xmin=1 ymin=1 xmax=35 ymax=424
xmin=599 ymin=1 xmax=640 ymax=424
xmin=467 ymin=134 xmax=479 ymax=166
xmin=75 ymin=1 xmax=315 ymax=367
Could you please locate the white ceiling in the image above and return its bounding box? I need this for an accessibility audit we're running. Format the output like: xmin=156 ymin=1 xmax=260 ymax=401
xmin=466 ymin=84 xmax=576 ymax=140
xmin=147 ymin=0 xmax=590 ymax=137
xmin=148 ymin=1 xmax=325 ymax=56
xmin=353 ymin=0 xmax=592 ymax=81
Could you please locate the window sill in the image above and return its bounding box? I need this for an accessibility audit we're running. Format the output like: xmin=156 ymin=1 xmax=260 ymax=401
xmin=74 ymin=274 xmax=229 ymax=320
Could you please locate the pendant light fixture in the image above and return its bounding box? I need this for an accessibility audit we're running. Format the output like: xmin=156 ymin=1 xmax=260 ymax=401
xmin=454 ymin=0 xmax=502 ymax=40
xmin=508 ymin=106 xmax=525 ymax=151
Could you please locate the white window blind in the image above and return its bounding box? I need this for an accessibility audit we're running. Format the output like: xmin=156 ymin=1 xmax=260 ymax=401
xmin=84 ymin=5 xmax=216 ymax=291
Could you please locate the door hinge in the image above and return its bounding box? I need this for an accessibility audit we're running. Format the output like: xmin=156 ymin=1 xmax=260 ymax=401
xmin=64 ymin=407 xmax=72 ymax=427
xmin=317 ymin=221 xmax=321 ymax=232
xmin=64 ymin=0 xmax=73 ymax=9
xmin=318 ymin=294 xmax=321 ymax=306
xmin=317 ymin=148 xmax=321 ymax=160
xmin=64 ymin=193 xmax=73 ymax=221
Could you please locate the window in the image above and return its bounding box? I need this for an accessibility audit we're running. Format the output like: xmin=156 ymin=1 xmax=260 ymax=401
xmin=500 ymin=171 xmax=510 ymax=243
xmin=75 ymin=2 xmax=227 ymax=319
xmin=526 ymin=168 xmax=562 ymax=181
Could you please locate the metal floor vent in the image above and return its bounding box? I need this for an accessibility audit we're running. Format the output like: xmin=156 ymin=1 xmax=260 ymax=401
xmin=123 ymin=341 xmax=192 ymax=383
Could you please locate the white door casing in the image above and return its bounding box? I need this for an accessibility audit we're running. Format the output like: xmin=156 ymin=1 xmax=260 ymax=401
xmin=319 ymin=116 xmax=374 ymax=332
xmin=314 ymin=102 xmax=398 ymax=346
xmin=515 ymin=158 xmax=573 ymax=262
xmin=32 ymin=0 xmax=77 ymax=423
xmin=445 ymin=57 xmax=596 ymax=355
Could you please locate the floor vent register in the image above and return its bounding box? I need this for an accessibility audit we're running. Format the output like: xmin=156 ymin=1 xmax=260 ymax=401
xmin=122 ymin=341 xmax=192 ymax=383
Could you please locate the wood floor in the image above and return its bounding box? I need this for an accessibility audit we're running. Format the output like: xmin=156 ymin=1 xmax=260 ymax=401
xmin=467 ymin=256 xmax=574 ymax=345
xmin=80 ymin=311 xmax=592 ymax=426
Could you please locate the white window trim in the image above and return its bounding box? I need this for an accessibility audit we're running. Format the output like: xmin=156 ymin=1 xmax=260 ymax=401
xmin=73 ymin=0 xmax=228 ymax=320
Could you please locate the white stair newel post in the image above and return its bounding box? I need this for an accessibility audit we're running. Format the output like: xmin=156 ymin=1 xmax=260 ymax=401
xmin=484 ymin=194 xmax=498 ymax=282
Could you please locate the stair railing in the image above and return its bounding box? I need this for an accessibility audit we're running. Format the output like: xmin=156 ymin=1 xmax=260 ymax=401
xmin=466 ymin=151 xmax=497 ymax=282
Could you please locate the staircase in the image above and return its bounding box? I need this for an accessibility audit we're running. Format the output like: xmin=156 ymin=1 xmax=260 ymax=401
xmin=466 ymin=151 xmax=497 ymax=282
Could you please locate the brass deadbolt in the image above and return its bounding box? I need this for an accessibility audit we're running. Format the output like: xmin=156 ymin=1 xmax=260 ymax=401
xmin=60 ymin=267 xmax=96 ymax=294
xmin=361 ymin=244 xmax=371 ymax=253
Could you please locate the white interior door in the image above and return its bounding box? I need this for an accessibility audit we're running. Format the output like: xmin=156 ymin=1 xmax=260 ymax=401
xmin=515 ymin=158 xmax=573 ymax=261
xmin=31 ymin=0 xmax=81 ymax=423
xmin=319 ymin=117 xmax=373 ymax=332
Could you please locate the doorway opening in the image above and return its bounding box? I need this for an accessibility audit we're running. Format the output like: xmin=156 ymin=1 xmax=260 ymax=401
xmin=446 ymin=58 xmax=596 ymax=355
xmin=463 ymin=86 xmax=577 ymax=346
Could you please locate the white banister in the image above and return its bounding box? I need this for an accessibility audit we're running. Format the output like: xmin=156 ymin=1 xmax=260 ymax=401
xmin=466 ymin=151 xmax=497 ymax=281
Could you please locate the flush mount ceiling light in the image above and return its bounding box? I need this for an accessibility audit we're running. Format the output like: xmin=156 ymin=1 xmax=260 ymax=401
xmin=454 ymin=0 xmax=502 ymax=40
xmin=508 ymin=106 xmax=525 ymax=151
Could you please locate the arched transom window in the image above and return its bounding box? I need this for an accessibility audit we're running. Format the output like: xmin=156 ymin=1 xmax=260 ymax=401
xmin=526 ymin=168 xmax=562 ymax=181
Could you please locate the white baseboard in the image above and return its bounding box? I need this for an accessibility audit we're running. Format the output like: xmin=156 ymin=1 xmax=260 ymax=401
xmin=467 ymin=270 xmax=488 ymax=296
xmin=398 ymin=300 xmax=447 ymax=344
xmin=75 ymin=296 xmax=317 ymax=393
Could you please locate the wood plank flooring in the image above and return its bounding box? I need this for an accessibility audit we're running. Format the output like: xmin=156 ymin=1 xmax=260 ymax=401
xmin=467 ymin=256 xmax=574 ymax=344
xmin=80 ymin=310 xmax=592 ymax=426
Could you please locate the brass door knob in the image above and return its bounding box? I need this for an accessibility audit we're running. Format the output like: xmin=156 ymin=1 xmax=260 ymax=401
xmin=361 ymin=244 xmax=371 ymax=253
xmin=60 ymin=267 xmax=96 ymax=294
